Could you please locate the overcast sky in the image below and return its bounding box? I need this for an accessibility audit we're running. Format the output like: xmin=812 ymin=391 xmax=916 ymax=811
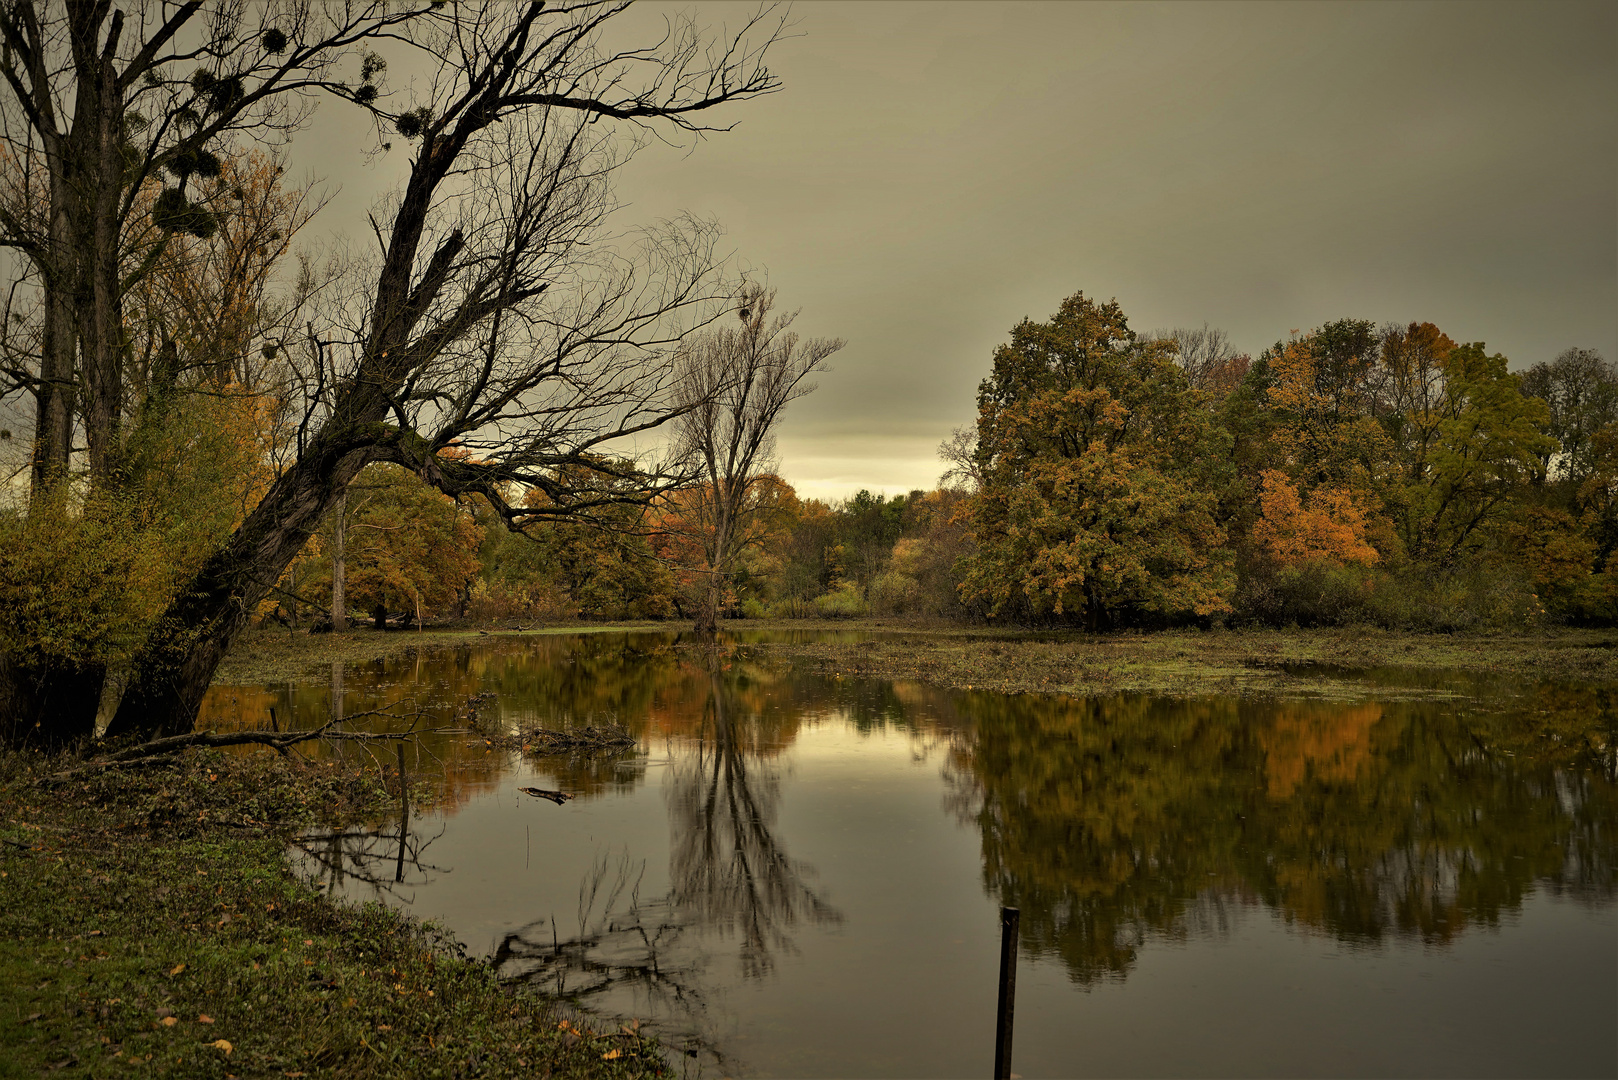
xmin=308 ymin=1 xmax=1617 ymax=501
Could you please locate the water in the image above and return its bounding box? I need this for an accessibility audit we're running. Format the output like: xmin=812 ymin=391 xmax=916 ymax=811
xmin=201 ymin=632 xmax=1618 ymax=1077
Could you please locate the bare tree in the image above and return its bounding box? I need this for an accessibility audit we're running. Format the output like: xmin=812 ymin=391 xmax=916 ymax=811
xmin=0 ymin=0 xmax=453 ymax=745
xmin=936 ymin=423 xmax=979 ymax=490
xmin=1520 ymin=346 xmax=1618 ymax=489
xmin=671 ymin=285 xmax=841 ymax=636
xmin=1149 ymin=323 xmax=1241 ymax=392
xmin=0 ymin=0 xmax=792 ymax=745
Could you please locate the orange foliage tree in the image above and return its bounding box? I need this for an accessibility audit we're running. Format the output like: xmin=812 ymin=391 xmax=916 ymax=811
xmin=1251 ymin=470 xmax=1381 ymax=568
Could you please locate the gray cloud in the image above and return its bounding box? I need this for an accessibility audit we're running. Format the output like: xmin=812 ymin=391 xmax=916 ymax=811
xmin=300 ymin=1 xmax=1618 ymax=500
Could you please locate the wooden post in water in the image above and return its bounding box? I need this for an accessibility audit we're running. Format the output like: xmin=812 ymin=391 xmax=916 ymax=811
xmin=994 ymin=906 xmax=1019 ymax=1080
xmin=394 ymin=742 xmax=410 ymax=883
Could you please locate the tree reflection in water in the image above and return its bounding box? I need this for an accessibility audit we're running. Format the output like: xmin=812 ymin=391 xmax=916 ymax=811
xmin=487 ymin=648 xmax=842 ymax=1063
xmin=252 ymin=634 xmax=1617 ymax=1029
xmin=947 ymin=689 xmax=1618 ymax=985
xmin=667 ymin=655 xmax=843 ymax=978
xmin=290 ymin=818 xmax=449 ymax=906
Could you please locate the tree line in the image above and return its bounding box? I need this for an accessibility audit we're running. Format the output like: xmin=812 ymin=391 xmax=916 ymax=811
xmin=273 ymin=290 xmax=1614 ymax=636
xmin=957 ymin=292 xmax=1614 ymax=631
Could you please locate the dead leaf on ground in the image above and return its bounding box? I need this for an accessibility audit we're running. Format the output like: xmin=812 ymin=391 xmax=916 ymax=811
xmin=210 ymin=1039 xmax=233 ymax=1055
xmin=168 ymin=963 xmax=186 ymax=976
xmin=198 ymin=1014 xmax=214 ymax=1024
xmin=159 ymin=1017 xmax=178 ymax=1028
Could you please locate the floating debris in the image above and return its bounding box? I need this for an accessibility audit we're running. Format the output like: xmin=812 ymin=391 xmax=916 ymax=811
xmin=518 ymin=787 xmax=574 ymax=805
xmin=512 ymin=725 xmax=636 ymax=754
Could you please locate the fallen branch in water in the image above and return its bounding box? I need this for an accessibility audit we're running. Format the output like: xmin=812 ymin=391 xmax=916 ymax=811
xmin=49 ymin=708 xmax=436 ymax=783
xmin=518 ymin=787 xmax=574 ymax=805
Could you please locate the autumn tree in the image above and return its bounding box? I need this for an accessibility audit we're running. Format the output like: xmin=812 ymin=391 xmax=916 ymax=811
xmin=528 ymin=471 xmax=677 ymax=621
xmin=1374 ymin=322 xmax=1456 ymax=486
xmin=295 ymin=463 xmax=484 ymax=629
xmin=0 ymin=0 xmax=447 ymax=745
xmin=960 ymin=292 xmax=1235 ymax=628
xmin=0 ymin=0 xmax=438 ymax=496
xmin=1 ymin=139 xmax=320 ymax=744
xmin=1261 ymin=322 xmax=1392 ymax=494
xmin=671 ymin=285 xmax=842 ymax=636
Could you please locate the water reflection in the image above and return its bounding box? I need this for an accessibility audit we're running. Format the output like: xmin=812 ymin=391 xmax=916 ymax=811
xmin=668 ymin=657 xmax=843 ymax=978
xmin=291 ymin=820 xmax=449 ymax=904
xmin=479 ymin=650 xmax=841 ymax=1065
xmin=491 ymin=851 xmax=703 ymax=1024
xmin=948 ymin=691 xmax=1618 ymax=984
xmin=213 ymin=634 xmax=1618 ymax=1075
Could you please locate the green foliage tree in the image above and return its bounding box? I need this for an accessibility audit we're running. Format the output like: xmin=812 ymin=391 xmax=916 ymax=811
xmin=1396 ymin=343 xmax=1553 ymax=566
xmin=960 ymin=292 xmax=1235 ymax=627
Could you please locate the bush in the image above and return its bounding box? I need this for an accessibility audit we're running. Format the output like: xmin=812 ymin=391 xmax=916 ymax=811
xmin=811 ymin=583 xmax=868 ymax=619
xmin=869 ymin=570 xmax=921 ymax=615
xmin=1233 ymin=557 xmax=1545 ymax=631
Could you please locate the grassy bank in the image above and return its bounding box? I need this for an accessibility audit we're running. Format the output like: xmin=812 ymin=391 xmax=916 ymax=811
xmin=0 ymin=750 xmax=661 ymax=1078
xmin=218 ymin=620 xmax=1618 ymax=699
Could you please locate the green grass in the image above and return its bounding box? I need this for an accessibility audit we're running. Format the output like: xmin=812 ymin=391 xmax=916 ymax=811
xmin=0 ymin=749 xmax=663 ymax=1078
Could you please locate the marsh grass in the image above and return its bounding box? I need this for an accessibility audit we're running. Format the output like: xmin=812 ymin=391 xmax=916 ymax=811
xmin=217 ymin=621 xmax=1618 ymax=702
xmin=752 ymin=626 xmax=1618 ymax=698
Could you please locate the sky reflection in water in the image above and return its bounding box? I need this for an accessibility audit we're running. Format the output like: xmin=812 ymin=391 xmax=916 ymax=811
xmin=201 ymin=632 xmax=1618 ymax=1078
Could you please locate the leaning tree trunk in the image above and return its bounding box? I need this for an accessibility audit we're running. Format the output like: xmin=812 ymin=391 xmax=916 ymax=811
xmin=104 ymin=442 xmax=375 ymax=740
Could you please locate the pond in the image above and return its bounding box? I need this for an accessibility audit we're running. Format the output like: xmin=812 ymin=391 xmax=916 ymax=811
xmin=200 ymin=632 xmax=1618 ymax=1078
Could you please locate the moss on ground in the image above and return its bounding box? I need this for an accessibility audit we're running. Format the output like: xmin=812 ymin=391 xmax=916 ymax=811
xmin=0 ymin=750 xmax=662 ymax=1078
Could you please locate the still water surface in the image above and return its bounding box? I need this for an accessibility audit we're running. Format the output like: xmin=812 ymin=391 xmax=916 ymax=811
xmin=201 ymin=632 xmax=1618 ymax=1077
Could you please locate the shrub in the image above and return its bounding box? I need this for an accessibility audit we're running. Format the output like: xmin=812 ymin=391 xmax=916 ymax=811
xmin=869 ymin=570 xmax=921 ymax=616
xmin=811 ymin=583 xmax=868 ymax=619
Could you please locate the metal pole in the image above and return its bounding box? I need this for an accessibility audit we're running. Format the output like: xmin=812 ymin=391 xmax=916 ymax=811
xmin=994 ymin=906 xmax=1019 ymax=1080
